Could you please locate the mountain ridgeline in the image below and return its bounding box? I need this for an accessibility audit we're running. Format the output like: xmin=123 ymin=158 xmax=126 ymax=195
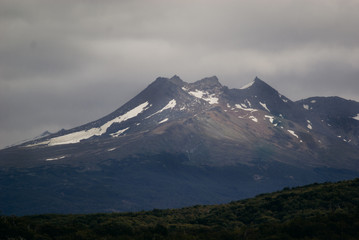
xmin=0 ymin=76 xmax=359 ymax=215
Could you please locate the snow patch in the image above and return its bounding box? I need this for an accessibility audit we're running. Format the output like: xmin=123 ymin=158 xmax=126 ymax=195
xmin=311 ymin=100 xmax=317 ymax=103
xmin=110 ymin=127 xmax=130 ymax=138
xmin=188 ymin=90 xmax=219 ymax=104
xmin=158 ymin=118 xmax=168 ymax=124
xmin=49 ymin=130 xmax=96 ymax=145
xmin=162 ymin=99 xmax=176 ymax=110
xmin=40 ymin=102 xmax=149 ymax=146
xmin=306 ymin=120 xmax=312 ymax=129
xmin=188 ymin=89 xmax=205 ymax=98
xmin=107 ymin=148 xmax=116 ymax=152
xmin=287 ymin=130 xmax=299 ymax=138
xmin=240 ymin=80 xmax=254 ymax=89
xmin=353 ymin=114 xmax=359 ymax=121
xmin=249 ymin=116 xmax=258 ymax=122
xmin=235 ymin=104 xmax=258 ymax=112
xmin=181 ymin=87 xmax=189 ymax=91
xmin=204 ymin=95 xmax=219 ymax=104
xmin=245 ymin=99 xmax=252 ymax=107
xmin=259 ymin=102 xmax=270 ymax=112
xmin=146 ymin=99 xmax=176 ymax=118
xmin=303 ymin=104 xmax=309 ymax=110
xmin=46 ymin=156 xmax=66 ymax=161
xmin=280 ymin=95 xmax=288 ymax=103
xmin=26 ymin=141 xmax=50 ymax=147
xmin=264 ymin=115 xmax=274 ymax=124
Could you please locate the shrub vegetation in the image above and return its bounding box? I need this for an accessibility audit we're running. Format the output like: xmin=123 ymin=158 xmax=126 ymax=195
xmin=1 ymin=178 xmax=359 ymax=239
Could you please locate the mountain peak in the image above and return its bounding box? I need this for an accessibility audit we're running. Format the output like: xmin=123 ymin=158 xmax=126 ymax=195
xmin=198 ymin=75 xmax=220 ymax=84
xmin=253 ymin=76 xmax=269 ymax=86
xmin=239 ymin=80 xmax=255 ymax=90
xmin=240 ymin=77 xmax=269 ymax=90
xmin=191 ymin=76 xmax=222 ymax=89
xmin=151 ymin=75 xmax=185 ymax=87
xmin=169 ymin=75 xmax=185 ymax=86
xmin=240 ymin=77 xmax=278 ymax=94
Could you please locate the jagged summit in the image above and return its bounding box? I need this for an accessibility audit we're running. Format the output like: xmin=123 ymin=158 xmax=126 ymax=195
xmin=152 ymin=75 xmax=272 ymax=93
xmin=151 ymin=75 xmax=222 ymax=89
xmin=154 ymin=75 xmax=222 ymax=90
xmin=168 ymin=75 xmax=185 ymax=86
xmin=191 ymin=76 xmax=222 ymax=89
xmin=252 ymin=76 xmax=271 ymax=87
xmin=240 ymin=77 xmax=278 ymax=94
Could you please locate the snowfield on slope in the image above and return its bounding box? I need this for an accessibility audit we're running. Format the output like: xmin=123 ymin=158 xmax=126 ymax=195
xmin=146 ymin=99 xmax=176 ymax=119
xmin=188 ymin=90 xmax=219 ymax=104
xmin=29 ymin=102 xmax=150 ymax=146
xmin=46 ymin=156 xmax=66 ymax=161
xmin=240 ymin=80 xmax=254 ymax=89
xmin=287 ymin=130 xmax=299 ymax=138
xmin=110 ymin=127 xmax=130 ymax=138
xmin=235 ymin=104 xmax=258 ymax=112
xmin=158 ymin=118 xmax=169 ymax=124
xmin=259 ymin=102 xmax=270 ymax=112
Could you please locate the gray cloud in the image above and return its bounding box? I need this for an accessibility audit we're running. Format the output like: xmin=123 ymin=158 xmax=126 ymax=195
xmin=1 ymin=0 xmax=359 ymax=148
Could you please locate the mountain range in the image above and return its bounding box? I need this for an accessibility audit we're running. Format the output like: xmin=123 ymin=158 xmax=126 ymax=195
xmin=1 ymin=76 xmax=359 ymax=215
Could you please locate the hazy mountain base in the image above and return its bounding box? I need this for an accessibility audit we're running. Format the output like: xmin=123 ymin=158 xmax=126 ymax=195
xmin=1 ymin=153 xmax=358 ymax=216
xmin=1 ymin=178 xmax=359 ymax=240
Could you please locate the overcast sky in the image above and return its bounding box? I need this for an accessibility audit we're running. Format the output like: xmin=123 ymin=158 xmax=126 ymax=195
xmin=1 ymin=0 xmax=359 ymax=148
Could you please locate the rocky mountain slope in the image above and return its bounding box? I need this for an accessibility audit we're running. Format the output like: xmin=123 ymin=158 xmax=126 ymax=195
xmin=1 ymin=76 xmax=359 ymax=215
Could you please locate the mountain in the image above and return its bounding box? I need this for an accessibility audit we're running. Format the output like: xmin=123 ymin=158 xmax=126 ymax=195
xmin=0 ymin=76 xmax=359 ymax=215
xmin=2 ymin=178 xmax=359 ymax=239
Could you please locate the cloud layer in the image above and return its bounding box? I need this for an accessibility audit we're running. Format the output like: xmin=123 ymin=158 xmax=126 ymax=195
xmin=1 ymin=0 xmax=359 ymax=148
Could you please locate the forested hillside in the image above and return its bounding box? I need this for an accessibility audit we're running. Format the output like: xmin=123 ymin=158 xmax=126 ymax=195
xmin=1 ymin=178 xmax=359 ymax=240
